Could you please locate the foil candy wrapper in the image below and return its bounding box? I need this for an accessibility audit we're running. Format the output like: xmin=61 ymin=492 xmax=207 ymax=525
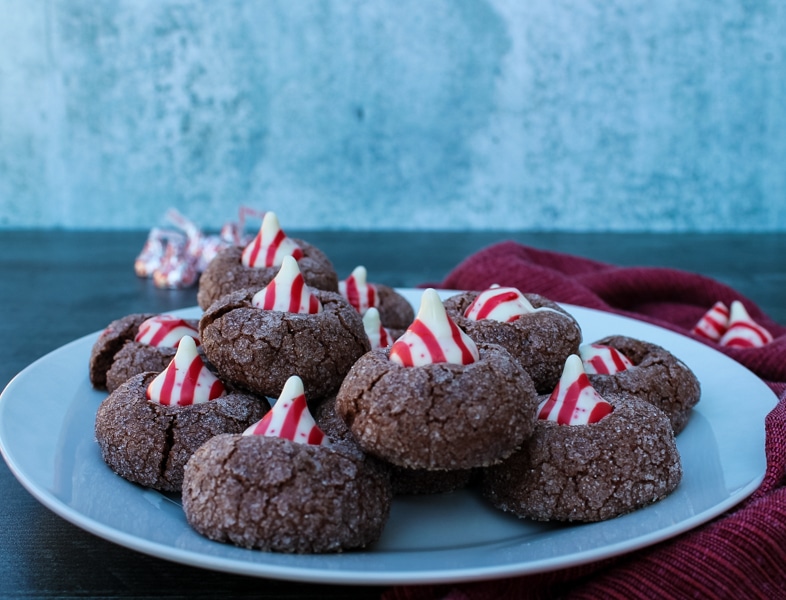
xmin=135 ymin=207 xmax=263 ymax=289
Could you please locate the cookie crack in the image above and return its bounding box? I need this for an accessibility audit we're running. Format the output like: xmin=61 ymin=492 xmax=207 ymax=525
xmin=159 ymin=415 xmax=176 ymax=486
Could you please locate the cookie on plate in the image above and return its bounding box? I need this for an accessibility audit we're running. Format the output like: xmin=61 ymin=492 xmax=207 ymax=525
xmin=89 ymin=313 xmax=201 ymax=391
xmin=199 ymin=256 xmax=369 ymax=401
xmin=182 ymin=376 xmax=392 ymax=553
xmin=313 ymin=394 xmax=474 ymax=496
xmin=580 ymin=335 xmax=701 ymax=434
xmin=197 ymin=212 xmax=338 ymax=310
xmin=95 ymin=336 xmax=269 ymax=492
xmin=443 ymin=286 xmax=581 ymax=394
xmin=336 ymin=289 xmax=540 ymax=471
xmin=482 ymin=355 xmax=682 ymax=522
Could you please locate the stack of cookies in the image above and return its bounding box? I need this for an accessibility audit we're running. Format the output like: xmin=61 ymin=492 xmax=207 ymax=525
xmin=90 ymin=212 xmax=701 ymax=553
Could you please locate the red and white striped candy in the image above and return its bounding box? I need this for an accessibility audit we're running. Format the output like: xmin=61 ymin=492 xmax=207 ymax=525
xmin=146 ymin=336 xmax=225 ymax=406
xmin=390 ymin=288 xmax=479 ymax=367
xmin=243 ymin=376 xmax=328 ymax=446
xmin=363 ymin=308 xmax=393 ymax=349
xmin=241 ymin=211 xmax=303 ymax=269
xmin=135 ymin=315 xmax=200 ymax=348
xmin=579 ymin=343 xmax=633 ymax=375
xmin=719 ymin=301 xmax=773 ymax=348
xmin=339 ymin=266 xmax=378 ymax=315
xmin=464 ymin=284 xmax=536 ymax=323
xmin=538 ymin=355 xmax=613 ymax=425
xmin=691 ymin=301 xmax=730 ymax=341
xmin=251 ymin=256 xmax=323 ymax=314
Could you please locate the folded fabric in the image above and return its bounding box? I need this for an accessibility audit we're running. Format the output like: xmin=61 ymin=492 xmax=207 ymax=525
xmin=384 ymin=241 xmax=786 ymax=600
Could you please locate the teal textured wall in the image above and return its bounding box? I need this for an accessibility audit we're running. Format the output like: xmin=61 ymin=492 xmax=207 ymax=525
xmin=1 ymin=1 xmax=785 ymax=231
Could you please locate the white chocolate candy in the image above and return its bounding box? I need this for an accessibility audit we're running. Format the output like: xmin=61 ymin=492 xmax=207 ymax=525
xmin=538 ymin=355 xmax=613 ymax=425
xmin=719 ymin=301 xmax=773 ymax=348
xmin=579 ymin=343 xmax=633 ymax=375
xmin=390 ymin=288 xmax=479 ymax=367
xmin=252 ymin=255 xmax=323 ymax=314
xmin=339 ymin=266 xmax=378 ymax=315
xmin=464 ymin=284 xmax=566 ymax=323
xmin=135 ymin=315 xmax=200 ymax=348
xmin=691 ymin=301 xmax=730 ymax=341
xmin=363 ymin=307 xmax=393 ymax=349
xmin=243 ymin=376 xmax=327 ymax=446
xmin=146 ymin=336 xmax=225 ymax=406
xmin=464 ymin=284 xmax=535 ymax=322
xmin=241 ymin=211 xmax=303 ymax=268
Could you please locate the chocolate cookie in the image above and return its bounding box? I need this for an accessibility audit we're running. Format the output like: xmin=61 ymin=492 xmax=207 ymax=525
xmin=105 ymin=343 xmax=177 ymax=393
xmin=89 ymin=314 xmax=202 ymax=392
xmin=312 ymin=395 xmax=473 ymax=495
xmin=199 ymin=288 xmax=370 ymax=401
xmin=181 ymin=433 xmax=392 ymax=553
xmin=482 ymin=394 xmax=682 ymax=522
xmin=95 ymin=372 xmax=269 ymax=492
xmin=89 ymin=313 xmax=156 ymax=389
xmin=443 ymin=292 xmax=581 ymax=394
xmin=335 ymin=343 xmax=539 ymax=471
xmin=373 ymin=285 xmax=415 ymax=331
xmin=586 ymin=335 xmax=701 ymax=434
xmin=197 ymin=242 xmax=338 ymax=310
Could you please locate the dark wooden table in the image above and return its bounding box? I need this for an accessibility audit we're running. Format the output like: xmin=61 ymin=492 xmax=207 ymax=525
xmin=1 ymin=230 xmax=784 ymax=599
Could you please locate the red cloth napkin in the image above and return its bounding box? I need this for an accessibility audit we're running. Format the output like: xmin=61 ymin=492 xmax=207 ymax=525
xmin=384 ymin=241 xmax=786 ymax=600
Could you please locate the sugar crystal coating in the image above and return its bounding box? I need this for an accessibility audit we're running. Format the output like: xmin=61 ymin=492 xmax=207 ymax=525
xmin=181 ymin=434 xmax=392 ymax=553
xmin=483 ymin=395 xmax=682 ymax=523
xmin=336 ymin=343 xmax=539 ymax=470
xmin=95 ymin=372 xmax=269 ymax=492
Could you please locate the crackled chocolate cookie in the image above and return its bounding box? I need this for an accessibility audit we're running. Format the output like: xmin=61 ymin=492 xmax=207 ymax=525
xmin=90 ymin=313 xmax=202 ymax=392
xmin=197 ymin=212 xmax=338 ymax=310
xmin=95 ymin=338 xmax=269 ymax=492
xmin=339 ymin=266 xmax=414 ymax=330
xmin=336 ymin=289 xmax=539 ymax=471
xmin=313 ymin=395 xmax=473 ymax=496
xmin=581 ymin=335 xmax=701 ymax=434
xmin=199 ymin=257 xmax=369 ymax=401
xmin=443 ymin=286 xmax=581 ymax=394
xmin=182 ymin=376 xmax=392 ymax=553
xmin=482 ymin=355 xmax=682 ymax=522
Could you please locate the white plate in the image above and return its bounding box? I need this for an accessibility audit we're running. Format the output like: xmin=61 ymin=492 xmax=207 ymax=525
xmin=0 ymin=289 xmax=777 ymax=585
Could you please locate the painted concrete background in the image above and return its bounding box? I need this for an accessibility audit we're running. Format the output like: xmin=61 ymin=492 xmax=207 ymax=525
xmin=1 ymin=1 xmax=785 ymax=231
